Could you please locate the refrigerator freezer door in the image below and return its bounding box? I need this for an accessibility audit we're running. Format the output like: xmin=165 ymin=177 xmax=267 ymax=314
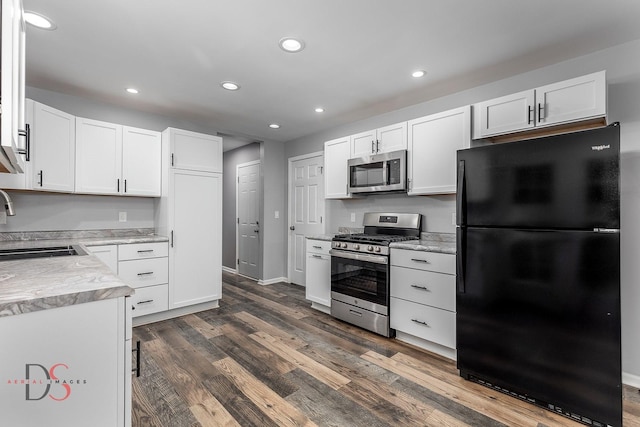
xmin=456 ymin=227 xmax=621 ymax=426
xmin=457 ymin=124 xmax=619 ymax=229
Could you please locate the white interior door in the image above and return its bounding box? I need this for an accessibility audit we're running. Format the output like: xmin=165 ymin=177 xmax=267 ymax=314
xmin=237 ymin=160 xmax=261 ymax=279
xmin=288 ymin=152 xmax=325 ymax=286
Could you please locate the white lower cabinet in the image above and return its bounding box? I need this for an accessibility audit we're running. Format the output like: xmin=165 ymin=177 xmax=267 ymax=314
xmin=305 ymin=238 xmax=332 ymax=313
xmin=118 ymin=242 xmax=169 ymax=318
xmin=0 ymin=297 xmax=131 ymax=427
xmin=390 ymin=248 xmax=456 ymax=359
xmin=88 ymin=242 xmax=170 ymax=319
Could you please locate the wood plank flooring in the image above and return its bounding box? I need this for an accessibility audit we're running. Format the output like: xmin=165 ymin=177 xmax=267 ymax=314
xmin=132 ymin=272 xmax=640 ymax=427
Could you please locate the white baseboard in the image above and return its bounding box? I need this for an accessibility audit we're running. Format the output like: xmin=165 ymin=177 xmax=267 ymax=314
xmin=623 ymin=371 xmax=640 ymax=388
xmin=258 ymin=276 xmax=289 ymax=286
xmin=132 ymin=300 xmax=219 ymax=327
xmin=395 ymin=331 xmax=457 ymax=361
xmin=222 ymin=266 xmax=236 ymax=274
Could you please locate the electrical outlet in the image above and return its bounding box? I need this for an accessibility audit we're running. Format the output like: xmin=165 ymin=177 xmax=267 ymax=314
xmin=274 ymin=210 xmax=280 ymax=219
xmin=452 ymin=212 xmax=456 ymax=225
xmin=119 ymin=212 xmax=127 ymax=222
xmin=350 ymin=212 xmax=356 ymax=222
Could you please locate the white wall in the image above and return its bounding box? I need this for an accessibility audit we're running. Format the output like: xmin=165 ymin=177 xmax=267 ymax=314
xmin=284 ymin=38 xmax=640 ymax=382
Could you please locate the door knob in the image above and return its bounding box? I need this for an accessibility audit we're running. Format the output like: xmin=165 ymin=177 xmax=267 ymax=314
xmin=290 ymin=225 xmax=295 ymax=231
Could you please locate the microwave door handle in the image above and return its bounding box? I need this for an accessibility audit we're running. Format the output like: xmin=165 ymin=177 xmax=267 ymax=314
xmin=383 ymin=161 xmax=389 ymax=185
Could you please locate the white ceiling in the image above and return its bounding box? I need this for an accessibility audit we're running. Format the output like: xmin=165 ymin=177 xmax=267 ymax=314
xmin=23 ymin=0 xmax=640 ymax=149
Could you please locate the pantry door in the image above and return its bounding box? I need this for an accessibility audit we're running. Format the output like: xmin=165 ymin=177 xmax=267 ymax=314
xmin=288 ymin=152 xmax=325 ymax=286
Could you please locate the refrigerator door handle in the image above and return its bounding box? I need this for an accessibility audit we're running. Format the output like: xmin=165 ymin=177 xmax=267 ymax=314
xmin=456 ymin=160 xmax=465 ymax=225
xmin=456 ymin=228 xmax=465 ymax=293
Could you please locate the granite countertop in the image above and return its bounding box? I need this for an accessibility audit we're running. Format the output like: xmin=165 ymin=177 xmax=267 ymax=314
xmin=389 ymin=232 xmax=456 ymax=254
xmin=0 ymin=229 xmax=168 ymax=318
xmin=305 ymin=234 xmax=334 ymax=241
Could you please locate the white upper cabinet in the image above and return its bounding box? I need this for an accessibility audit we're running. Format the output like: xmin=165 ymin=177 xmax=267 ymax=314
xmin=122 ymin=126 xmax=161 ymax=196
xmin=75 ymin=118 xmax=122 ymax=195
xmin=76 ymin=119 xmax=161 ymax=196
xmin=351 ymin=122 xmax=407 ymax=157
xmin=324 ymin=136 xmax=352 ymax=199
xmin=473 ymin=71 xmax=606 ymax=139
xmin=407 ymin=106 xmax=470 ymax=195
xmin=0 ymin=0 xmax=26 ymax=174
xmin=30 ymin=100 xmax=76 ymax=192
xmin=165 ymin=127 xmax=222 ymax=173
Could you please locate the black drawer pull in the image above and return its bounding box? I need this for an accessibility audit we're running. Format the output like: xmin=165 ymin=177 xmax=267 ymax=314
xmin=137 ymin=249 xmax=154 ymax=253
xmin=312 ymin=245 xmax=322 ymax=249
xmin=132 ymin=340 xmax=141 ymax=378
xmin=410 ymin=284 xmax=430 ymax=291
xmin=137 ymin=271 xmax=154 ymax=276
xmin=137 ymin=299 xmax=154 ymax=305
xmin=411 ymin=319 xmax=430 ymax=327
xmin=411 ymin=258 xmax=429 ymax=263
xmin=311 ymin=254 xmax=322 ymax=259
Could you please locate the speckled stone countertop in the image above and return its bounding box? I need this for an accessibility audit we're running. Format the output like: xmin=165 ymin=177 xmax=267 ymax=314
xmin=306 ymin=234 xmax=334 ymax=241
xmin=389 ymin=232 xmax=456 ymax=254
xmin=0 ymin=229 xmax=168 ymax=317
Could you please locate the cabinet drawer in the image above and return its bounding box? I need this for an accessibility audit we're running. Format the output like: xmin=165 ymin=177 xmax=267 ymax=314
xmin=391 ymin=267 xmax=455 ymax=311
xmin=306 ymin=239 xmax=332 ymax=255
xmin=390 ymin=298 xmax=456 ymax=349
xmin=118 ymin=242 xmax=168 ymax=260
xmin=130 ymin=284 xmax=168 ymax=318
xmin=118 ymin=257 xmax=168 ymax=288
xmin=391 ymin=249 xmax=455 ymax=274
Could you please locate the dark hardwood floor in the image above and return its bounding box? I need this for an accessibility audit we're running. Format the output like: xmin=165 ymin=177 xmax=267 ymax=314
xmin=132 ymin=272 xmax=640 ymax=427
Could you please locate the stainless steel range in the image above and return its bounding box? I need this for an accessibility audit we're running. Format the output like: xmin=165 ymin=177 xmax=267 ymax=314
xmin=330 ymin=212 xmax=421 ymax=337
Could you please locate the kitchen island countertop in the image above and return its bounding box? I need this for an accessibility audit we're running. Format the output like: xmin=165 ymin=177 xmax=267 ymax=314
xmin=0 ymin=229 xmax=168 ymax=318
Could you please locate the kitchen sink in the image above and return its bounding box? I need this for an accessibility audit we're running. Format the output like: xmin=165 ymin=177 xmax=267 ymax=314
xmin=0 ymin=245 xmax=88 ymax=261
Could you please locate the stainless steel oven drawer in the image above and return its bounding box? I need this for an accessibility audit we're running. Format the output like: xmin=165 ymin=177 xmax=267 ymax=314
xmin=331 ymin=298 xmax=391 ymax=337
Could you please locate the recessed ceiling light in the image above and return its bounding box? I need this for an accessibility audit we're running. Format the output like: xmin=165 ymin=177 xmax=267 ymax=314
xmin=24 ymin=11 xmax=57 ymax=30
xmin=269 ymin=123 xmax=280 ymax=129
xmin=126 ymin=88 xmax=139 ymax=94
xmin=412 ymin=70 xmax=426 ymax=78
xmin=221 ymin=81 xmax=240 ymax=91
xmin=315 ymin=107 xmax=324 ymax=113
xmin=279 ymin=37 xmax=305 ymax=53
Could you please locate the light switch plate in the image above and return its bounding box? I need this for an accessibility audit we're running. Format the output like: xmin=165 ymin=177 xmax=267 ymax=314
xmin=119 ymin=212 xmax=127 ymax=222
xmin=275 ymin=210 xmax=279 ymax=219
xmin=350 ymin=212 xmax=356 ymax=222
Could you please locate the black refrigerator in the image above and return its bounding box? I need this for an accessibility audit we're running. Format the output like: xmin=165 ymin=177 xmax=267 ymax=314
xmin=456 ymin=123 xmax=622 ymax=427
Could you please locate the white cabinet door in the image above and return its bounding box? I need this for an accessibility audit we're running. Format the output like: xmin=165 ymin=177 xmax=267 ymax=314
xmin=0 ymin=298 xmax=128 ymax=426
xmin=30 ymin=100 xmax=76 ymax=192
xmin=165 ymin=127 xmax=222 ymax=173
xmin=122 ymin=126 xmax=161 ymax=196
xmin=536 ymin=71 xmax=606 ymax=127
xmin=350 ymin=129 xmax=376 ymax=157
xmin=324 ymin=136 xmax=352 ymax=199
xmin=376 ymin=122 xmax=407 ymax=153
xmin=75 ymin=118 xmax=122 ymax=195
xmin=169 ymin=170 xmax=222 ymax=308
xmin=474 ymin=89 xmax=535 ymax=138
xmin=0 ymin=0 xmax=26 ymax=174
xmin=305 ymin=239 xmax=331 ymax=311
xmin=408 ymin=106 xmax=470 ymax=195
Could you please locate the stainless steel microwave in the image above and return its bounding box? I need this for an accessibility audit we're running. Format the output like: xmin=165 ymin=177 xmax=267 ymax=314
xmin=348 ymin=149 xmax=407 ymax=194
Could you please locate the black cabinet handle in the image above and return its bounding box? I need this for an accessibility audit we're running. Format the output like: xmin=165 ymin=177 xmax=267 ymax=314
xmin=410 ymin=284 xmax=430 ymax=291
xmin=528 ymin=106 xmax=534 ymax=124
xmin=132 ymin=340 xmax=141 ymax=378
xmin=137 ymin=299 xmax=154 ymax=305
xmin=17 ymin=123 xmax=30 ymax=161
xmin=38 ymin=170 xmax=43 ymax=187
xmin=124 ymin=179 xmax=127 ymax=193
xmin=411 ymin=319 xmax=430 ymax=327
xmin=538 ymin=102 xmax=544 ymax=121
xmin=117 ymin=178 xmax=120 ymax=192
xmin=137 ymin=271 xmax=154 ymax=276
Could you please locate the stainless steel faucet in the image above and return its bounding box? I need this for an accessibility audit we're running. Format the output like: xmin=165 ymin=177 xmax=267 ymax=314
xmin=0 ymin=189 xmax=15 ymax=216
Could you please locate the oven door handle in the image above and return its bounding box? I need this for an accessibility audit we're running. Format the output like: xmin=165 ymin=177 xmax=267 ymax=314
xmin=330 ymin=249 xmax=388 ymax=265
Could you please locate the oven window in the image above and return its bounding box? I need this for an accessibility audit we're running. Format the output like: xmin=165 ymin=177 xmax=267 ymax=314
xmin=331 ymin=256 xmax=388 ymax=306
xmin=350 ymin=162 xmax=384 ymax=188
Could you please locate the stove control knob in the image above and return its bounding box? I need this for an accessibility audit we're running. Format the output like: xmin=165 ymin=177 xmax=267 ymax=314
xmin=367 ymin=245 xmax=374 ymax=252
xmin=342 ymin=243 xmax=348 ymax=248
xmin=354 ymin=244 xmax=360 ymax=250
xmin=374 ymin=247 xmax=381 ymax=253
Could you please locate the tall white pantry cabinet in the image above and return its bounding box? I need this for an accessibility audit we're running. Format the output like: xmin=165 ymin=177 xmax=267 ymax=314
xmin=155 ymin=128 xmax=223 ymax=311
